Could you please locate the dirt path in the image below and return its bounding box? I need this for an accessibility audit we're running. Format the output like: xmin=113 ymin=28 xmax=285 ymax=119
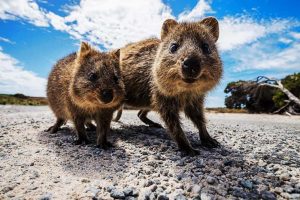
xmin=0 ymin=105 xmax=300 ymax=200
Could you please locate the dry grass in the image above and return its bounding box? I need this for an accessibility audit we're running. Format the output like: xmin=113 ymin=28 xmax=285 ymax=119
xmin=205 ymin=107 xmax=248 ymax=113
xmin=0 ymin=94 xmax=48 ymax=106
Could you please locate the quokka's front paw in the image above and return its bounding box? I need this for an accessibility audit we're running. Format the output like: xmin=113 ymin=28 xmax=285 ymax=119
xmin=180 ymin=146 xmax=200 ymax=157
xmin=201 ymin=137 xmax=220 ymax=148
xmin=74 ymin=137 xmax=90 ymax=145
xmin=96 ymin=141 xmax=114 ymax=150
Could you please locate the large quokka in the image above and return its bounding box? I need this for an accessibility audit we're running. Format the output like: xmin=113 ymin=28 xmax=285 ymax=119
xmin=47 ymin=42 xmax=125 ymax=148
xmin=120 ymin=17 xmax=223 ymax=155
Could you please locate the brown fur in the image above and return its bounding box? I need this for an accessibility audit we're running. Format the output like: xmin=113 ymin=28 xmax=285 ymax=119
xmin=119 ymin=17 xmax=223 ymax=155
xmin=47 ymin=42 xmax=125 ymax=148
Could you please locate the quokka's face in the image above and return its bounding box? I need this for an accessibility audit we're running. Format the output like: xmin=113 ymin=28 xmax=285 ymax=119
xmin=71 ymin=42 xmax=125 ymax=108
xmin=154 ymin=17 xmax=223 ymax=96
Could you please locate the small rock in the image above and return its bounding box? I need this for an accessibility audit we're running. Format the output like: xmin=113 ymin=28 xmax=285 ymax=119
xmin=1 ymin=186 xmax=13 ymax=193
xmin=131 ymin=188 xmax=139 ymax=197
xmin=174 ymin=194 xmax=186 ymax=200
xmin=177 ymin=160 xmax=185 ymax=166
xmin=195 ymin=159 xmax=205 ymax=168
xmin=150 ymin=184 xmax=157 ymax=192
xmin=224 ymin=159 xmax=234 ymax=166
xmin=240 ymin=180 xmax=253 ymax=189
xmin=289 ymin=194 xmax=300 ymax=199
xmin=157 ymin=193 xmax=169 ymax=200
xmin=212 ymin=169 xmax=222 ymax=176
xmin=39 ymin=193 xmax=52 ymax=200
xmin=123 ymin=187 xmax=133 ymax=196
xmin=261 ymin=191 xmax=276 ymax=200
xmin=81 ymin=178 xmax=90 ymax=183
xmin=144 ymin=180 xmax=154 ymax=187
xmin=111 ymin=189 xmax=125 ymax=199
xmin=125 ymin=197 xmax=136 ymax=200
xmin=206 ymin=176 xmax=216 ymax=185
xmin=295 ymin=182 xmax=300 ymax=189
xmin=282 ymin=185 xmax=294 ymax=193
xmin=139 ymin=189 xmax=151 ymax=200
xmin=30 ymin=170 xmax=39 ymax=179
xmin=191 ymin=185 xmax=201 ymax=196
xmin=176 ymin=173 xmax=184 ymax=181
xmin=280 ymin=173 xmax=291 ymax=181
xmin=107 ymin=185 xmax=115 ymax=192
xmin=200 ymin=191 xmax=213 ymax=200
xmin=231 ymin=187 xmax=246 ymax=198
xmin=258 ymin=160 xmax=267 ymax=167
xmin=273 ymin=187 xmax=282 ymax=194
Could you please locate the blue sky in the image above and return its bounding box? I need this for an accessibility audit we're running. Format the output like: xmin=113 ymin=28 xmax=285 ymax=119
xmin=0 ymin=0 xmax=299 ymax=107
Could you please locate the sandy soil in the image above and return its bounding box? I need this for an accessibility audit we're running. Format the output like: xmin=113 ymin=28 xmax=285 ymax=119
xmin=0 ymin=105 xmax=300 ymax=200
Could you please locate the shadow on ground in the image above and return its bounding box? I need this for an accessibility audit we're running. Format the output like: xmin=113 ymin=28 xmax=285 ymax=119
xmin=37 ymin=123 xmax=295 ymax=199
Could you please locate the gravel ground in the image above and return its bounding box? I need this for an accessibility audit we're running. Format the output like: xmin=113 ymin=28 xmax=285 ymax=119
xmin=0 ymin=105 xmax=300 ymax=200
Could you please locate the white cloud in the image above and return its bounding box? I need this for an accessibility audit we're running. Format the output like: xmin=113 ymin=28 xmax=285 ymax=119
xmin=218 ymin=17 xmax=295 ymax=51
xmin=0 ymin=47 xmax=46 ymax=97
xmin=0 ymin=0 xmax=49 ymax=26
xmin=291 ymin=32 xmax=300 ymax=39
xmin=58 ymin=0 xmax=173 ymax=49
xmin=2 ymin=0 xmax=296 ymax=53
xmin=0 ymin=36 xmax=14 ymax=44
xmin=178 ymin=0 xmax=213 ymax=22
xmin=233 ymin=39 xmax=300 ymax=72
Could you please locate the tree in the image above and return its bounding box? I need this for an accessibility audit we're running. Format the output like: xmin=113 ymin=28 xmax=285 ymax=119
xmin=224 ymin=73 xmax=300 ymax=115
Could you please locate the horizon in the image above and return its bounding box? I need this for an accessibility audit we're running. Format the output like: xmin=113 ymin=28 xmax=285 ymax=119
xmin=0 ymin=0 xmax=299 ymax=107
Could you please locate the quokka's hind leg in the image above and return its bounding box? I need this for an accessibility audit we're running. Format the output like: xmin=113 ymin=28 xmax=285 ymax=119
xmin=85 ymin=121 xmax=96 ymax=131
xmin=47 ymin=118 xmax=65 ymax=134
xmin=138 ymin=109 xmax=163 ymax=128
xmin=112 ymin=106 xmax=123 ymax=122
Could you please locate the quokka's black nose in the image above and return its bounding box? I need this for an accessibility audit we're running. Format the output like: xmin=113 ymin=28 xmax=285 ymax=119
xmin=182 ymin=56 xmax=201 ymax=78
xmin=100 ymin=89 xmax=113 ymax=104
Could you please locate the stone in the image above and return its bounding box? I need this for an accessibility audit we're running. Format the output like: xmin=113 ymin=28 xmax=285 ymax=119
xmin=144 ymin=180 xmax=154 ymax=187
xmin=240 ymin=180 xmax=253 ymax=189
xmin=123 ymin=187 xmax=133 ymax=196
xmin=231 ymin=187 xmax=246 ymax=198
xmin=157 ymin=193 xmax=169 ymax=200
xmin=273 ymin=187 xmax=283 ymax=194
xmin=200 ymin=191 xmax=213 ymax=200
xmin=106 ymin=185 xmax=115 ymax=192
xmin=280 ymin=173 xmax=291 ymax=181
xmin=174 ymin=194 xmax=186 ymax=200
xmin=206 ymin=176 xmax=216 ymax=185
xmin=39 ymin=193 xmax=52 ymax=200
xmin=111 ymin=189 xmax=125 ymax=199
xmin=191 ymin=185 xmax=201 ymax=196
xmin=261 ymin=191 xmax=276 ymax=200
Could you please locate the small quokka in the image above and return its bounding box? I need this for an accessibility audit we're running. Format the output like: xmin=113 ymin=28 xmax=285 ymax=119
xmin=119 ymin=17 xmax=223 ymax=155
xmin=47 ymin=42 xmax=125 ymax=148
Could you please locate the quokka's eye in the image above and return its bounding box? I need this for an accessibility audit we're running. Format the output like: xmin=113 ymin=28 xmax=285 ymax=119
xmin=169 ymin=43 xmax=179 ymax=53
xmin=202 ymin=43 xmax=211 ymax=54
xmin=88 ymin=72 xmax=98 ymax=82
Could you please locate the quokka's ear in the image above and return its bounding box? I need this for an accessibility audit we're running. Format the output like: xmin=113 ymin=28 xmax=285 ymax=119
xmin=161 ymin=19 xmax=178 ymax=40
xmin=78 ymin=41 xmax=93 ymax=58
xmin=199 ymin=17 xmax=219 ymax=42
xmin=111 ymin=49 xmax=120 ymax=59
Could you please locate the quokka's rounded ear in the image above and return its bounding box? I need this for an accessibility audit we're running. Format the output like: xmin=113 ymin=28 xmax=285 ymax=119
xmin=78 ymin=41 xmax=93 ymax=58
xmin=161 ymin=19 xmax=178 ymax=40
xmin=111 ymin=49 xmax=120 ymax=58
xmin=199 ymin=17 xmax=219 ymax=42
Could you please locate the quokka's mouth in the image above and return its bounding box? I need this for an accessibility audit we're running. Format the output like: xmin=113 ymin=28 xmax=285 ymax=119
xmin=182 ymin=78 xmax=197 ymax=83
